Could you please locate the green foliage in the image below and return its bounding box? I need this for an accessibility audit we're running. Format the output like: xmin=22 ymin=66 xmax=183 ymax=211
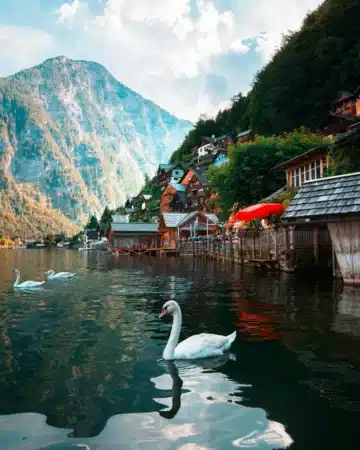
xmin=100 ymin=206 xmax=113 ymax=225
xmin=85 ymin=215 xmax=99 ymax=229
xmin=129 ymin=175 xmax=162 ymax=223
xmin=249 ymin=0 xmax=360 ymax=135
xmin=327 ymin=144 xmax=360 ymax=176
xmin=207 ymin=128 xmax=328 ymax=218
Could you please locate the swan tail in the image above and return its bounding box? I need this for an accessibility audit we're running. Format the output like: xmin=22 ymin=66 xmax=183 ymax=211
xmin=224 ymin=331 xmax=237 ymax=350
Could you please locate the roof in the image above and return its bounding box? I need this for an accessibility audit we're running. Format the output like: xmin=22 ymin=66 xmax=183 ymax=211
xmin=272 ymin=147 xmax=329 ymax=171
xmin=282 ymin=172 xmax=360 ymax=220
xmin=334 ymin=122 xmax=360 ymax=145
xmin=158 ymin=163 xmax=174 ymax=171
xmin=237 ymin=129 xmax=252 ymax=138
xmin=110 ymin=223 xmax=160 ymax=233
xmin=162 ymin=213 xmax=190 ymax=227
xmin=162 ymin=212 xmax=219 ymax=228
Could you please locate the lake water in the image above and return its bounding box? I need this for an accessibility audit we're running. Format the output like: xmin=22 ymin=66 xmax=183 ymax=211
xmin=0 ymin=250 xmax=360 ymax=450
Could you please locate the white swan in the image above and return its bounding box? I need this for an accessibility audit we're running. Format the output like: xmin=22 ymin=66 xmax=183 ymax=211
xmin=159 ymin=300 xmax=237 ymax=360
xmin=12 ymin=269 xmax=46 ymax=289
xmin=45 ymin=270 xmax=76 ymax=280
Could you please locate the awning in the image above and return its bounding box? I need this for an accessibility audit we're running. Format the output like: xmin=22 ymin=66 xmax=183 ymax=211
xmin=235 ymin=203 xmax=284 ymax=222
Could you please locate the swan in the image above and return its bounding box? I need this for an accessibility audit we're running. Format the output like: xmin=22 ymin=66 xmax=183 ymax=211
xmin=12 ymin=269 xmax=46 ymax=289
xmin=45 ymin=270 xmax=76 ymax=280
xmin=159 ymin=300 xmax=236 ymax=360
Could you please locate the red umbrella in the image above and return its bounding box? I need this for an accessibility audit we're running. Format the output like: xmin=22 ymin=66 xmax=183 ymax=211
xmin=235 ymin=203 xmax=284 ymax=222
xmin=228 ymin=213 xmax=237 ymax=224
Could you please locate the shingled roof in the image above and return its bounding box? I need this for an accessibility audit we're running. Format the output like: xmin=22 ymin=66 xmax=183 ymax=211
xmin=283 ymin=172 xmax=360 ymax=220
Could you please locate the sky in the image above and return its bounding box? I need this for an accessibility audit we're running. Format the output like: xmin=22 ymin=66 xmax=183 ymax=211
xmin=0 ymin=0 xmax=323 ymax=121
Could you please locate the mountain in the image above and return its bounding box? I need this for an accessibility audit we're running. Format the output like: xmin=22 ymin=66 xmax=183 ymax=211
xmin=0 ymin=56 xmax=192 ymax=237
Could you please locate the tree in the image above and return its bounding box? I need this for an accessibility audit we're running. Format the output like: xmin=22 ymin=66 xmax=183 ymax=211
xmin=100 ymin=206 xmax=113 ymax=225
xmin=85 ymin=215 xmax=99 ymax=229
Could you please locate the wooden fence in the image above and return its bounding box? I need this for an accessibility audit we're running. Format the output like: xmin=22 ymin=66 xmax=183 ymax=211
xmin=178 ymin=227 xmax=333 ymax=272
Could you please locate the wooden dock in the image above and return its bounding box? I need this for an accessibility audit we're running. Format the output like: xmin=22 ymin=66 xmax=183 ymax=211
xmin=114 ymin=247 xmax=180 ymax=257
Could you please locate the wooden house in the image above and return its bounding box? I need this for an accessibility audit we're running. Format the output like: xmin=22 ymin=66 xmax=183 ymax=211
xmin=156 ymin=163 xmax=186 ymax=188
xmin=324 ymin=89 xmax=360 ymax=135
xmin=107 ymin=222 xmax=160 ymax=250
xmin=273 ymin=147 xmax=329 ymax=188
xmin=182 ymin=169 xmax=210 ymax=212
xmin=282 ymin=172 xmax=360 ymax=284
xmin=160 ymin=183 xmax=186 ymax=213
xmin=159 ymin=211 xmax=219 ymax=248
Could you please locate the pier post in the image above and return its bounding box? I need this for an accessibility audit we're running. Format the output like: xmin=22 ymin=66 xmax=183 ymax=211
xmin=230 ymin=233 xmax=234 ymax=264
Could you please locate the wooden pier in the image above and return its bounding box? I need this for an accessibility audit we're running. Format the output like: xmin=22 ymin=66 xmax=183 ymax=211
xmin=114 ymin=247 xmax=180 ymax=257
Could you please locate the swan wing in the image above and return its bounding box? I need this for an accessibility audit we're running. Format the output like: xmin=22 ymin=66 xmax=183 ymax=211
xmin=54 ymin=272 xmax=75 ymax=278
xmin=18 ymin=281 xmax=45 ymax=288
xmin=174 ymin=333 xmax=230 ymax=359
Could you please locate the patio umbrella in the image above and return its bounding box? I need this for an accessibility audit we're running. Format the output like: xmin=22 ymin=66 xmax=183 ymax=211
xmin=235 ymin=203 xmax=284 ymax=222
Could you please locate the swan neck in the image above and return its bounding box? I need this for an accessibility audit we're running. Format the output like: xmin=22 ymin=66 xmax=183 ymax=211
xmin=14 ymin=272 xmax=20 ymax=286
xmin=163 ymin=308 xmax=182 ymax=360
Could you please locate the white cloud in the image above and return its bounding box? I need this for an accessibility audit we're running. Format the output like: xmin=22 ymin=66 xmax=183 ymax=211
xmin=230 ymin=39 xmax=250 ymax=54
xmin=0 ymin=26 xmax=54 ymax=75
xmin=57 ymin=0 xmax=88 ymax=23
xmin=53 ymin=0 xmax=322 ymax=120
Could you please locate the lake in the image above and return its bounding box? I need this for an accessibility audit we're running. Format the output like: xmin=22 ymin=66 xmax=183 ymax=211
xmin=0 ymin=249 xmax=359 ymax=449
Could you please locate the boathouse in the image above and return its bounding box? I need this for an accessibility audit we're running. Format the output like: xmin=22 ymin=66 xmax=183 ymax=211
xmin=282 ymin=172 xmax=360 ymax=284
xmin=107 ymin=222 xmax=160 ymax=250
xmin=159 ymin=211 xmax=219 ymax=248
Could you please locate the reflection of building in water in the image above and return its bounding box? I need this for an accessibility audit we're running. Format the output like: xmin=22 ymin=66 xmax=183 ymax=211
xmin=235 ymin=298 xmax=281 ymax=341
xmin=332 ymin=286 xmax=360 ymax=337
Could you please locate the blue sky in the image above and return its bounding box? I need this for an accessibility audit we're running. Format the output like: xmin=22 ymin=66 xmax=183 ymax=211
xmin=0 ymin=0 xmax=323 ymax=121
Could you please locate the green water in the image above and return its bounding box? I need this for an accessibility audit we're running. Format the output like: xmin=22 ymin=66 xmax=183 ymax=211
xmin=0 ymin=249 xmax=359 ymax=449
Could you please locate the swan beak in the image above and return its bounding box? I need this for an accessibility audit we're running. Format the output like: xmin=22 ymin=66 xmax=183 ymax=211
xmin=159 ymin=309 xmax=167 ymax=319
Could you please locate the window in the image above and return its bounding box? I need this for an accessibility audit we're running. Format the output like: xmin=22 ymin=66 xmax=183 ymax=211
xmin=291 ymin=168 xmax=299 ymax=187
xmin=311 ymin=161 xmax=316 ymax=180
xmin=301 ymin=166 xmax=307 ymax=184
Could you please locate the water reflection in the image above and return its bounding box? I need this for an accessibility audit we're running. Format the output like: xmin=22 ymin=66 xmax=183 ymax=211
xmin=0 ymin=251 xmax=360 ymax=449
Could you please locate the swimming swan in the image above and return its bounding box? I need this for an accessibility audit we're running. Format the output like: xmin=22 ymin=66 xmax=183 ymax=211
xmin=45 ymin=270 xmax=76 ymax=280
xmin=13 ymin=269 xmax=46 ymax=289
xmin=159 ymin=300 xmax=236 ymax=360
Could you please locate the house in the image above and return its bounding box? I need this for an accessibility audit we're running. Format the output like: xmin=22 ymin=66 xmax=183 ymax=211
xmin=236 ymin=129 xmax=253 ymax=143
xmin=324 ymin=89 xmax=360 ymax=135
xmin=213 ymin=150 xmax=229 ymax=167
xmin=160 ymin=183 xmax=186 ymax=213
xmin=181 ymin=169 xmax=211 ymax=212
xmin=282 ymin=172 xmax=360 ymax=284
xmin=273 ymin=147 xmax=329 ymax=188
xmin=107 ymin=222 xmax=160 ymax=250
xmin=156 ymin=163 xmax=186 ymax=187
xmin=159 ymin=211 xmax=219 ymax=248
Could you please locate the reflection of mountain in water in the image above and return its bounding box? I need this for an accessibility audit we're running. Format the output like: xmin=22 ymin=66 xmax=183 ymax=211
xmin=0 ymin=355 xmax=293 ymax=450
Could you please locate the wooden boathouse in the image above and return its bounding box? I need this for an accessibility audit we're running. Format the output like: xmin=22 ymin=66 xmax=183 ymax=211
xmin=108 ymin=222 xmax=162 ymax=255
xmin=282 ymin=172 xmax=360 ymax=284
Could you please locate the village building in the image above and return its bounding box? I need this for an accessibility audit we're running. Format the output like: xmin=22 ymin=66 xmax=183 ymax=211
xmin=273 ymin=147 xmax=330 ymax=188
xmin=324 ymin=89 xmax=360 ymax=135
xmin=156 ymin=163 xmax=186 ymax=188
xmin=213 ymin=150 xmax=229 ymax=167
xmin=236 ymin=129 xmax=252 ymax=143
xmin=282 ymin=172 xmax=360 ymax=284
xmin=159 ymin=211 xmax=219 ymax=248
xmin=107 ymin=222 xmax=160 ymax=250
xmin=160 ymin=183 xmax=186 ymax=213
xmin=181 ymin=169 xmax=211 ymax=212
